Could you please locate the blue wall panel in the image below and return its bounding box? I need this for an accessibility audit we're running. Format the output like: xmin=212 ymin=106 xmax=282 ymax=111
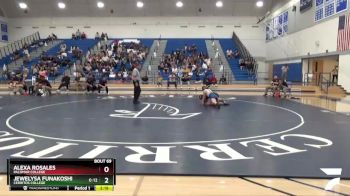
xmin=273 ymin=63 xmax=302 ymax=82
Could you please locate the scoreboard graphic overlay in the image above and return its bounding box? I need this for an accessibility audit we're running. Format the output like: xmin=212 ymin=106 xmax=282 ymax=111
xmin=7 ymin=159 xmax=116 ymax=191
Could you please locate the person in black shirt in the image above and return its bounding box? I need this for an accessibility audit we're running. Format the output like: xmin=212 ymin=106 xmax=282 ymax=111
xmin=86 ymin=74 xmax=97 ymax=93
xmin=57 ymin=74 xmax=70 ymax=92
xmin=98 ymin=77 xmax=109 ymax=94
xmin=278 ymin=80 xmax=290 ymax=98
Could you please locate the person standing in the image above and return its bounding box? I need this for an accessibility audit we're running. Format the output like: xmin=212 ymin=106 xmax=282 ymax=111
xmin=132 ymin=64 xmax=141 ymax=104
xmin=332 ymin=66 xmax=338 ymax=85
xmin=281 ymin=65 xmax=289 ymax=81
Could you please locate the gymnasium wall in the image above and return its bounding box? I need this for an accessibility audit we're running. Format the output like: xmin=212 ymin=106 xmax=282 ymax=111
xmin=265 ymin=0 xmax=349 ymax=62
xmin=338 ymin=54 xmax=350 ymax=92
xmin=7 ymin=16 xmax=266 ymax=58
xmin=272 ymin=62 xmax=303 ymax=82
xmin=266 ymin=17 xmax=338 ymax=61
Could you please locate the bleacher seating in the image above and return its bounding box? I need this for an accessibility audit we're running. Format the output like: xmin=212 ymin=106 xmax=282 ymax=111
xmin=219 ymin=39 xmax=252 ymax=81
xmin=0 ymin=41 xmax=41 ymax=69
xmin=165 ymin=39 xmax=207 ymax=54
xmin=24 ymin=39 xmax=98 ymax=80
xmin=111 ymin=39 xmax=150 ymax=73
xmin=161 ymin=39 xmax=208 ymax=81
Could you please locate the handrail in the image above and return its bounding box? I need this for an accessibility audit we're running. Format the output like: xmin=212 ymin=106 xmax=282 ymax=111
xmin=319 ymin=72 xmax=331 ymax=94
xmin=231 ymin=31 xmax=258 ymax=81
xmin=0 ymin=32 xmax=41 ymax=64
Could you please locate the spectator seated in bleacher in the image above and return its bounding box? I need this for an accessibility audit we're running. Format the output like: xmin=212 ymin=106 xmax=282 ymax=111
xmin=167 ymin=72 xmax=177 ymax=89
xmin=72 ymin=46 xmax=83 ymax=59
xmin=95 ymin=32 xmax=100 ymax=40
xmin=101 ymin=32 xmax=108 ymax=41
xmin=46 ymin=33 xmax=57 ymax=42
xmin=239 ymin=58 xmax=245 ymax=70
xmin=226 ymin=49 xmax=233 ymax=59
xmin=141 ymin=73 xmax=149 ymax=84
xmin=219 ymin=74 xmax=227 ymax=84
xmin=81 ymin=32 xmax=87 ymax=39
xmin=60 ymin=43 xmax=67 ymax=53
xmin=264 ymin=75 xmax=280 ymax=96
xmin=180 ymin=69 xmax=192 ymax=88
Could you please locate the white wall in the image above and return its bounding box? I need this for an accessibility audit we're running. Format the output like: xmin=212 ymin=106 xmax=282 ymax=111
xmin=266 ymin=17 xmax=338 ymax=61
xmin=338 ymin=54 xmax=350 ymax=93
xmin=7 ymin=16 xmax=266 ymax=58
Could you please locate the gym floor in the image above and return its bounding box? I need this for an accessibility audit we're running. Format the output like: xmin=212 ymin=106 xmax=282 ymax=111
xmin=1 ymin=91 xmax=350 ymax=195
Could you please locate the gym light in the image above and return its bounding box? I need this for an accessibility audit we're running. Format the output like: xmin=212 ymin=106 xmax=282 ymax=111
xmin=176 ymin=1 xmax=183 ymax=8
xmin=216 ymin=1 xmax=223 ymax=8
xmin=97 ymin=1 xmax=105 ymax=8
xmin=58 ymin=2 xmax=66 ymax=9
xmin=136 ymin=1 xmax=144 ymax=8
xmin=19 ymin=2 xmax=28 ymax=9
xmin=256 ymin=1 xmax=264 ymax=7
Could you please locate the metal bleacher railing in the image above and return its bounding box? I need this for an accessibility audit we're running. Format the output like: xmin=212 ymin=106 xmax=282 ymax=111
xmin=302 ymin=72 xmax=333 ymax=94
xmin=0 ymin=32 xmax=41 ymax=81
xmin=231 ymin=31 xmax=258 ymax=83
xmin=319 ymin=72 xmax=331 ymax=94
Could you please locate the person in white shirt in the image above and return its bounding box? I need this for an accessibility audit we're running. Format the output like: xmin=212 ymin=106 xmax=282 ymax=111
xmin=281 ymin=65 xmax=288 ymax=81
xmin=101 ymin=55 xmax=109 ymax=62
xmin=132 ymin=64 xmax=141 ymax=104
xmin=215 ymin=48 xmax=220 ymax=59
xmin=202 ymin=63 xmax=208 ymax=71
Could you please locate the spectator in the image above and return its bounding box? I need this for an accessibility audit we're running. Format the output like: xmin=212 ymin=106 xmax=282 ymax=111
xmin=76 ymin=29 xmax=81 ymax=39
xmin=332 ymin=66 xmax=338 ymax=85
xmin=35 ymin=75 xmax=52 ymax=96
xmin=81 ymin=32 xmax=87 ymax=39
xmin=281 ymin=65 xmax=289 ymax=81
xmin=278 ymin=79 xmax=290 ymax=98
xmin=167 ymin=73 xmax=177 ymax=89
xmin=57 ymin=74 xmax=70 ymax=93
xmin=86 ymin=74 xmax=97 ymax=93
xmin=97 ymin=77 xmax=109 ymax=94
xmin=219 ymin=74 xmax=227 ymax=84
xmin=95 ymin=32 xmax=100 ymax=40
xmin=264 ymin=75 xmax=279 ymax=96
xmin=156 ymin=72 xmax=163 ymax=87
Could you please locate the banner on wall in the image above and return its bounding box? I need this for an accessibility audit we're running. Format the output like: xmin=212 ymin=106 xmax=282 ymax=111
xmin=315 ymin=0 xmax=348 ymax=22
xmin=0 ymin=21 xmax=8 ymax=42
xmin=266 ymin=11 xmax=289 ymax=41
xmin=300 ymin=0 xmax=313 ymax=12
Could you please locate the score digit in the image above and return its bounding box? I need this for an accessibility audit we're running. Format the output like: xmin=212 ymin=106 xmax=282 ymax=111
xmin=105 ymin=177 xmax=109 ymax=184
xmin=104 ymin=166 xmax=109 ymax=173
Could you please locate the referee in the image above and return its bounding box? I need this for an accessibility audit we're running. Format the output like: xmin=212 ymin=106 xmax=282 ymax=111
xmin=132 ymin=64 xmax=141 ymax=104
